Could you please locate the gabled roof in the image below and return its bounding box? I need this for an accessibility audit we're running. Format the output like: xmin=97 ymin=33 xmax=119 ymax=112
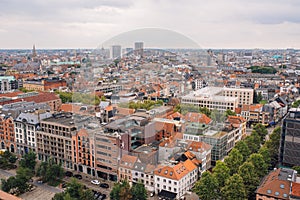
xmin=154 ymin=159 xmax=197 ymax=181
xmin=120 ymin=155 xmax=138 ymax=169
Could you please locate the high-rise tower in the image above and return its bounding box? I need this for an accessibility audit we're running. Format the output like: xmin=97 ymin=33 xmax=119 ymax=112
xmin=32 ymin=44 xmax=37 ymax=57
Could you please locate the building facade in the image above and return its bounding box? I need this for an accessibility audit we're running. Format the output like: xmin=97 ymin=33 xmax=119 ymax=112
xmin=279 ymin=108 xmax=300 ymax=167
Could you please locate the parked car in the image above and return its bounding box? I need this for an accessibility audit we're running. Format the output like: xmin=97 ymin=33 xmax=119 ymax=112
xmin=94 ymin=192 xmax=102 ymax=199
xmin=91 ymin=180 xmax=101 ymax=185
xmin=73 ymin=174 xmax=82 ymax=179
xmin=98 ymin=193 xmax=107 ymax=200
xmin=65 ymin=171 xmax=73 ymax=177
xmin=100 ymin=183 xmax=109 ymax=188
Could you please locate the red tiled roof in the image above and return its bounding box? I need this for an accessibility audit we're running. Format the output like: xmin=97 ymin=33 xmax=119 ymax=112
xmin=23 ymin=92 xmax=60 ymax=103
xmin=154 ymin=159 xmax=197 ymax=181
xmin=256 ymin=169 xmax=290 ymax=199
xmin=0 ymin=91 xmax=23 ymax=98
xmin=0 ymin=190 xmax=22 ymax=200
xmin=292 ymin=182 xmax=300 ymax=198
xmin=187 ymin=140 xmax=212 ymax=153
xmin=184 ymin=112 xmax=212 ymax=125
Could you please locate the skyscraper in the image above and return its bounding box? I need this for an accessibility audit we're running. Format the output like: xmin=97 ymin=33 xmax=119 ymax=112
xmin=279 ymin=108 xmax=300 ymax=166
xmin=111 ymin=45 xmax=121 ymax=59
xmin=134 ymin=42 xmax=144 ymax=57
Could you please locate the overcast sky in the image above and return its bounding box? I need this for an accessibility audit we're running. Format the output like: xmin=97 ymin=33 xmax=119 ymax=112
xmin=0 ymin=0 xmax=300 ymax=49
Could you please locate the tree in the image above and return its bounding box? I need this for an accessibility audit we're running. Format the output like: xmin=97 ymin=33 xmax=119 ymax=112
xmin=234 ymin=141 xmax=251 ymax=162
xmin=258 ymin=146 xmax=271 ymax=168
xmin=245 ymin=131 xmax=261 ymax=154
xmin=65 ymin=178 xmax=82 ymax=198
xmin=37 ymin=158 xmax=64 ymax=186
xmin=80 ymin=189 xmax=95 ymax=200
xmin=224 ymin=148 xmax=243 ymax=175
xmin=221 ymin=174 xmax=247 ymax=200
xmin=200 ymin=107 xmax=211 ymax=117
xmin=19 ymin=151 xmax=36 ymax=171
xmin=131 ymin=182 xmax=147 ymax=200
xmin=238 ymin=162 xmax=260 ymax=199
xmin=247 ymin=153 xmax=268 ymax=178
xmin=253 ymin=124 xmax=268 ymax=144
xmin=210 ymin=109 xmax=225 ymax=124
xmin=1 ymin=167 xmax=33 ymax=195
xmin=253 ymin=91 xmax=263 ymax=103
xmin=225 ymin=109 xmax=236 ymax=117
xmin=110 ymin=182 xmax=121 ymax=200
xmin=264 ymin=127 xmax=280 ymax=167
xmin=119 ymin=181 xmax=132 ymax=200
xmin=52 ymin=192 xmax=65 ymax=200
xmin=193 ymin=171 xmax=219 ymax=200
xmin=292 ymin=166 xmax=300 ymax=174
xmin=0 ymin=151 xmax=17 ymax=169
xmin=52 ymin=179 xmax=95 ymax=200
xmin=212 ymin=161 xmax=230 ymax=189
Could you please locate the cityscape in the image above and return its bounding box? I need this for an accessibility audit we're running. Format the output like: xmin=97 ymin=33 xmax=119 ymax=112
xmin=0 ymin=1 xmax=300 ymax=200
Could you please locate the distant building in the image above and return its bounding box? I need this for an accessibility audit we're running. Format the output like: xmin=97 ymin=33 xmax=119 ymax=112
xmin=134 ymin=42 xmax=144 ymax=57
xmin=181 ymin=87 xmax=253 ymax=112
xmin=111 ymin=45 xmax=121 ymax=59
xmin=279 ymin=108 xmax=300 ymax=167
xmin=23 ymin=78 xmax=67 ymax=92
xmin=0 ymin=76 xmax=19 ymax=93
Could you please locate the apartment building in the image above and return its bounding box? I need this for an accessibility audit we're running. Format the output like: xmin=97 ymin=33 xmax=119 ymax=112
xmin=36 ymin=112 xmax=93 ymax=169
xmin=0 ymin=115 xmax=15 ymax=153
xmin=240 ymin=104 xmax=270 ymax=125
xmin=132 ymin=162 xmax=156 ymax=192
xmin=118 ymin=154 xmax=138 ymax=183
xmin=72 ymin=123 xmax=98 ymax=177
xmin=15 ymin=109 xmax=51 ymax=155
xmin=154 ymin=159 xmax=198 ymax=199
xmin=94 ymin=131 xmax=123 ymax=181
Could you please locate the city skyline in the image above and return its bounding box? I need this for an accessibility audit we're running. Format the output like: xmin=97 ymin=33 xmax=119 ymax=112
xmin=0 ymin=0 xmax=300 ymax=49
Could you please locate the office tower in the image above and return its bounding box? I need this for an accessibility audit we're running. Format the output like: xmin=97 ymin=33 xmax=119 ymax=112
xmin=134 ymin=42 xmax=144 ymax=57
xmin=279 ymin=108 xmax=300 ymax=166
xmin=111 ymin=45 xmax=121 ymax=59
